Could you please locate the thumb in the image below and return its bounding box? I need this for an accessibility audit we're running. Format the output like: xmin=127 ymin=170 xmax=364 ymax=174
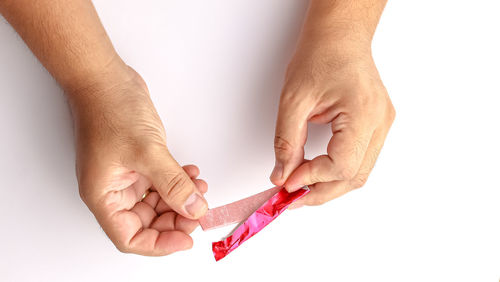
xmin=138 ymin=148 xmax=208 ymax=220
xmin=270 ymin=99 xmax=309 ymax=186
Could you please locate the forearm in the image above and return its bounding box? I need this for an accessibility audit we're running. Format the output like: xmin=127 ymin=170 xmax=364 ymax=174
xmin=301 ymin=0 xmax=387 ymax=51
xmin=0 ymin=0 xmax=127 ymax=95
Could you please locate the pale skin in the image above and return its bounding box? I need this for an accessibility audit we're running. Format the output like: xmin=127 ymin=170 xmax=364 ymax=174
xmin=0 ymin=0 xmax=394 ymax=256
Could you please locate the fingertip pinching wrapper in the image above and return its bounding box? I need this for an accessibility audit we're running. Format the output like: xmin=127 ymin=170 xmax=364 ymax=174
xmin=199 ymin=186 xmax=310 ymax=261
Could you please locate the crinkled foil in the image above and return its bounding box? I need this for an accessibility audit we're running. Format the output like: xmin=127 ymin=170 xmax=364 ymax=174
xmin=212 ymin=186 xmax=309 ymax=261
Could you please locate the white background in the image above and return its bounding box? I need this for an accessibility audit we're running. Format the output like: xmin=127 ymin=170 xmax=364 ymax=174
xmin=1 ymin=1 xmax=499 ymax=281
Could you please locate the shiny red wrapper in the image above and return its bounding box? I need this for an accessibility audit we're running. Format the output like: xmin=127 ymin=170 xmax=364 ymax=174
xmin=212 ymin=187 xmax=309 ymax=261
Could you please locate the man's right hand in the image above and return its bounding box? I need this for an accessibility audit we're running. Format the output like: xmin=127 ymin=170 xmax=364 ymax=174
xmin=71 ymin=65 xmax=208 ymax=256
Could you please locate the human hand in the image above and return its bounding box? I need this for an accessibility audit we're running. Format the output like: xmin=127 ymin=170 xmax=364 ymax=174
xmin=71 ymin=66 xmax=208 ymax=255
xmin=270 ymin=33 xmax=395 ymax=207
xmin=1 ymin=0 xmax=209 ymax=256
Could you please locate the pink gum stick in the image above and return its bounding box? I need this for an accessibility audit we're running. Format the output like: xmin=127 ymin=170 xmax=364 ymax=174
xmin=199 ymin=187 xmax=281 ymax=231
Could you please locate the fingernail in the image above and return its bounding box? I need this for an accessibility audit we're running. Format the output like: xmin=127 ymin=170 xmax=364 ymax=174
xmin=270 ymin=162 xmax=283 ymax=181
xmin=184 ymin=193 xmax=207 ymax=218
xmin=285 ymin=183 xmax=304 ymax=192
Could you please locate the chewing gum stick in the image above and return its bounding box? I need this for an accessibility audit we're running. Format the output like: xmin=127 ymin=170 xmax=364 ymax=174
xmin=199 ymin=187 xmax=281 ymax=231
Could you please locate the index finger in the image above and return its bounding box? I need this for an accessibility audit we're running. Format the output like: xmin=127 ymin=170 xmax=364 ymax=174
xmin=284 ymin=113 xmax=374 ymax=191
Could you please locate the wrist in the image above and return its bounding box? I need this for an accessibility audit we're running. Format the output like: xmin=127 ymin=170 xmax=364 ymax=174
xmin=65 ymin=56 xmax=144 ymax=105
xmin=66 ymin=60 xmax=150 ymax=124
xmin=299 ymin=0 xmax=382 ymax=58
xmin=299 ymin=22 xmax=373 ymax=57
xmin=292 ymin=31 xmax=374 ymax=73
xmin=63 ymin=53 xmax=129 ymax=94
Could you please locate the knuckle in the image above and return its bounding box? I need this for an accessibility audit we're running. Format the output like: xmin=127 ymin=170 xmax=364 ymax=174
xmin=115 ymin=242 xmax=131 ymax=254
xmin=75 ymin=168 xmax=92 ymax=204
xmin=309 ymin=160 xmax=332 ymax=183
xmin=351 ymin=138 xmax=367 ymax=162
xmin=350 ymin=173 xmax=369 ymax=189
xmin=162 ymin=171 xmax=190 ymax=201
xmin=131 ymin=142 xmax=170 ymax=171
xmin=337 ymin=165 xmax=357 ymax=180
xmin=279 ymin=91 xmax=296 ymax=108
xmin=280 ymin=88 xmax=296 ymax=100
xmin=386 ymin=102 xmax=396 ymax=123
xmin=308 ymin=163 xmax=324 ymax=183
xmin=308 ymin=196 xmax=327 ymax=206
xmin=281 ymin=81 xmax=313 ymax=99
xmin=368 ymin=147 xmax=381 ymax=170
xmin=76 ymin=177 xmax=97 ymax=207
xmin=78 ymin=188 xmax=88 ymax=204
xmin=280 ymin=86 xmax=315 ymax=111
xmin=274 ymin=135 xmax=294 ymax=156
xmin=137 ymin=142 xmax=165 ymax=162
xmin=112 ymin=235 xmax=133 ymax=254
xmin=352 ymin=89 xmax=372 ymax=108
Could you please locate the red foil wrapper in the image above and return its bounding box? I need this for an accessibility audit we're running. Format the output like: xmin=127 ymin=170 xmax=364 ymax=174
xmin=212 ymin=187 xmax=309 ymax=261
